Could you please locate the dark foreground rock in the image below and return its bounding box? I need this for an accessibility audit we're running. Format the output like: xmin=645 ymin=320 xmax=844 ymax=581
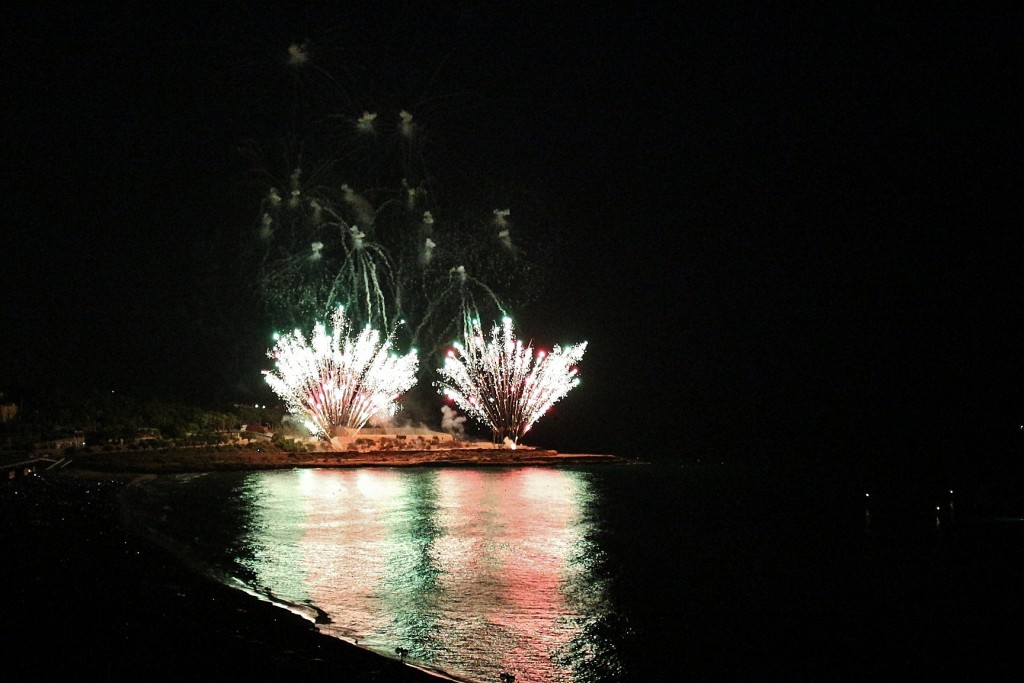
xmin=0 ymin=472 xmax=445 ymax=682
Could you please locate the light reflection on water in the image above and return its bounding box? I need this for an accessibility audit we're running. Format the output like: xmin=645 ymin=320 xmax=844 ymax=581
xmin=234 ymin=468 xmax=617 ymax=683
xmin=124 ymin=461 xmax=1024 ymax=681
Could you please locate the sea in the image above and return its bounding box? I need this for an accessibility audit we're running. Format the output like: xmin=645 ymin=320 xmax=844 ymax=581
xmin=121 ymin=459 xmax=1024 ymax=682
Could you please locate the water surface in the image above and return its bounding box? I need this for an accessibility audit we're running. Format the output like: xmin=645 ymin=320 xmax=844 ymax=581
xmin=124 ymin=461 xmax=1024 ymax=681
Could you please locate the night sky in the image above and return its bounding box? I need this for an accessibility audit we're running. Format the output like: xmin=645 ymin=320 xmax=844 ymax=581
xmin=2 ymin=3 xmax=1020 ymax=472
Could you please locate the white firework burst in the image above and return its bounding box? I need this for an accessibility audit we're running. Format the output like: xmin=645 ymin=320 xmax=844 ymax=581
xmin=264 ymin=307 xmax=418 ymax=440
xmin=435 ymin=317 xmax=587 ymax=446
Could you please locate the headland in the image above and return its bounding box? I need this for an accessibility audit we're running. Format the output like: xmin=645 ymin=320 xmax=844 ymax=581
xmin=50 ymin=445 xmax=636 ymax=476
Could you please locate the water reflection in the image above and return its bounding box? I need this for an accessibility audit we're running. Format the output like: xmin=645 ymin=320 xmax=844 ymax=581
xmin=233 ymin=467 xmax=618 ymax=682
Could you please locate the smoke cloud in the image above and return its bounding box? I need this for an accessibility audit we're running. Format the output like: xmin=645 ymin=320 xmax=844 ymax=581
xmin=440 ymin=405 xmax=466 ymax=437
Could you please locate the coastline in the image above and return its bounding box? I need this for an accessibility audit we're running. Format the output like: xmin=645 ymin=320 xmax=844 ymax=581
xmin=1 ymin=470 xmax=454 ymax=681
xmin=58 ymin=446 xmax=638 ymax=475
xmin=3 ymin=448 xmax=635 ymax=681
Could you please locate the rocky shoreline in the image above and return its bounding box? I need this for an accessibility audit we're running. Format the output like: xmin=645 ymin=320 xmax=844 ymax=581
xmin=59 ymin=446 xmax=636 ymax=475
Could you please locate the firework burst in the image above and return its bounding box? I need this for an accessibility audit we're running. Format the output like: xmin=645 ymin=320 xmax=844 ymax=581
xmin=263 ymin=307 xmax=418 ymax=440
xmin=435 ymin=317 xmax=587 ymax=446
xmin=231 ymin=41 xmax=549 ymax=373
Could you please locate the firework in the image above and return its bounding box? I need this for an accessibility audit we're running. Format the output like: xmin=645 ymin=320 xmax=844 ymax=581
xmin=435 ymin=317 xmax=587 ymax=446
xmin=254 ymin=172 xmax=400 ymax=332
xmin=234 ymin=44 xmax=548 ymax=370
xmin=263 ymin=307 xmax=419 ymax=440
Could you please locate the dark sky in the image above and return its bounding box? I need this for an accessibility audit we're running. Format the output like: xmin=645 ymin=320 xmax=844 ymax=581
xmin=2 ymin=2 xmax=1020 ymax=469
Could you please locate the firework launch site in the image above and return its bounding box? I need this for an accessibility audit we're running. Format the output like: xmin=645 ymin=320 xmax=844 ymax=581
xmin=49 ymin=442 xmax=630 ymax=476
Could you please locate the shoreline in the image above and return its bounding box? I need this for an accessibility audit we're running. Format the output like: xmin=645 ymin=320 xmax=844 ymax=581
xmin=3 ymin=449 xmax=638 ymax=682
xmin=1 ymin=470 xmax=466 ymax=682
xmin=116 ymin=473 xmax=478 ymax=682
xmin=54 ymin=446 xmax=640 ymax=476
